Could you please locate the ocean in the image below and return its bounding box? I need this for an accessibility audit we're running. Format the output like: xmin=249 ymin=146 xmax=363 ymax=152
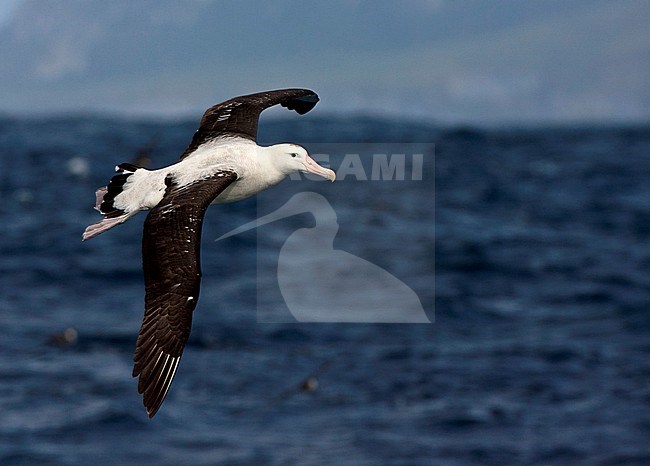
xmin=1 ymin=115 xmax=649 ymax=465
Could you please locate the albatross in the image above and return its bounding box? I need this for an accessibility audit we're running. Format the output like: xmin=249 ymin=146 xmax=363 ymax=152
xmin=82 ymin=89 xmax=335 ymax=418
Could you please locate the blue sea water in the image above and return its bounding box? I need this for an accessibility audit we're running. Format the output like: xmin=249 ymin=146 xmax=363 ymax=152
xmin=0 ymin=115 xmax=649 ymax=465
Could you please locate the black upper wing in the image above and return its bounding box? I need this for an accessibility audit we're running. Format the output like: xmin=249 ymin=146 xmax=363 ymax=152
xmin=179 ymin=89 xmax=319 ymax=160
xmin=132 ymin=170 xmax=238 ymax=418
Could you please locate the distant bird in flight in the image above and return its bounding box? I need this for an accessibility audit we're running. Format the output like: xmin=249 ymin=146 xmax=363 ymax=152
xmin=82 ymin=89 xmax=335 ymax=418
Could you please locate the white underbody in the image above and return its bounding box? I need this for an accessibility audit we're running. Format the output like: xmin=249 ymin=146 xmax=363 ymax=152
xmin=113 ymin=138 xmax=287 ymax=214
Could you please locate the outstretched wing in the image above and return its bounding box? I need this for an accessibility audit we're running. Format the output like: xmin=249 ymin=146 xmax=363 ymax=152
xmin=133 ymin=170 xmax=238 ymax=418
xmin=179 ymin=88 xmax=319 ymax=160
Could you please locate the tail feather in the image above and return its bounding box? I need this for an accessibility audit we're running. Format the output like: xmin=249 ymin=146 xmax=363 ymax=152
xmin=82 ymin=213 xmax=134 ymax=241
xmin=94 ymin=186 xmax=108 ymax=212
xmin=83 ymin=163 xmax=141 ymax=241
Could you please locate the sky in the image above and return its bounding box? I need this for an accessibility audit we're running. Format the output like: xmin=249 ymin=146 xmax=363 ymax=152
xmin=0 ymin=0 xmax=20 ymax=23
xmin=0 ymin=0 xmax=648 ymax=123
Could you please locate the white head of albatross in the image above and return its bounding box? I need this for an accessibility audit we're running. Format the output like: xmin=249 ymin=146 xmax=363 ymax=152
xmin=266 ymin=143 xmax=336 ymax=182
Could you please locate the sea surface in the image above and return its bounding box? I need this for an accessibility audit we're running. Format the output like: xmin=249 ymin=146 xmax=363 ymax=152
xmin=0 ymin=115 xmax=649 ymax=465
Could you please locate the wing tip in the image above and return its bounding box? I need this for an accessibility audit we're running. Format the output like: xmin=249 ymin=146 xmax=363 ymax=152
xmin=145 ymin=398 xmax=164 ymax=419
xmin=282 ymin=92 xmax=319 ymax=115
xmin=134 ymin=352 xmax=181 ymax=419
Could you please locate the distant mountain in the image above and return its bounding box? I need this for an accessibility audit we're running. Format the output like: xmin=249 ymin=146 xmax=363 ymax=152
xmin=0 ymin=0 xmax=648 ymax=122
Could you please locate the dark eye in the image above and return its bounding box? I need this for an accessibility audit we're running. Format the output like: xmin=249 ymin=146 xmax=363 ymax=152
xmin=291 ymin=153 xmax=298 ymax=158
